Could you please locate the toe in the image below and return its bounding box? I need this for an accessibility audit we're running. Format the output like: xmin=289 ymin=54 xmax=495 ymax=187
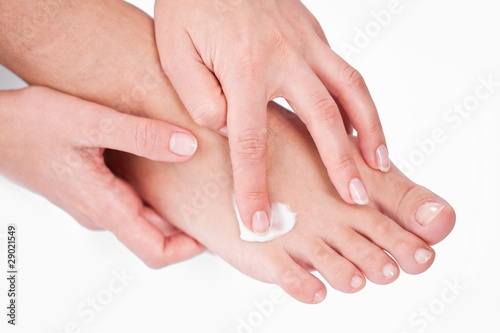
xmin=293 ymin=239 xmax=366 ymax=293
xmin=325 ymin=225 xmax=400 ymax=285
xmin=269 ymin=250 xmax=327 ymax=304
xmin=355 ymin=149 xmax=456 ymax=245
xmin=352 ymin=210 xmax=436 ymax=275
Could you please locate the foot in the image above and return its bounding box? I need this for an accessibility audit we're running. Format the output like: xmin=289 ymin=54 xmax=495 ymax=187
xmin=107 ymin=103 xmax=455 ymax=304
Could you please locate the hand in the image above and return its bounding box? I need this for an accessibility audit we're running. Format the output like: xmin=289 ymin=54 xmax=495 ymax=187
xmin=0 ymin=86 xmax=205 ymax=268
xmin=155 ymin=0 xmax=389 ymax=233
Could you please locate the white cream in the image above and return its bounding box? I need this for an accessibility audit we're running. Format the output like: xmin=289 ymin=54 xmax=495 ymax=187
xmin=232 ymin=196 xmax=297 ymax=242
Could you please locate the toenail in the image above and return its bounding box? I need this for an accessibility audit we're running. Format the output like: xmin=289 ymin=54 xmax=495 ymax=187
xmin=312 ymin=289 xmax=326 ymax=304
xmin=376 ymin=145 xmax=391 ymax=172
xmin=382 ymin=263 xmax=397 ymax=279
xmin=351 ymin=275 xmax=364 ymax=289
xmin=252 ymin=211 xmax=270 ymax=234
xmin=415 ymin=202 xmax=445 ymax=226
xmin=349 ymin=178 xmax=369 ymax=205
xmin=169 ymin=132 xmax=198 ymax=156
xmin=415 ymin=248 xmax=433 ymax=264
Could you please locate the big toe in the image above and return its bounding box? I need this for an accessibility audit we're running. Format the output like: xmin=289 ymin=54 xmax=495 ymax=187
xmin=362 ymin=163 xmax=456 ymax=245
xmin=349 ymin=137 xmax=455 ymax=245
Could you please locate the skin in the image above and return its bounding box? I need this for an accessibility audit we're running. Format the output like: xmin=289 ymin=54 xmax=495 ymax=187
xmin=0 ymin=87 xmax=205 ymax=267
xmin=0 ymin=0 xmax=204 ymax=267
xmin=0 ymin=0 xmax=455 ymax=302
xmin=155 ymin=0 xmax=389 ymax=233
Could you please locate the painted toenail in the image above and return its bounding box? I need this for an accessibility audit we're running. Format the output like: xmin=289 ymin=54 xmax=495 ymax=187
xmin=313 ymin=289 xmax=326 ymax=304
xmin=415 ymin=248 xmax=433 ymax=264
xmin=351 ymin=275 xmax=364 ymax=289
xmin=382 ymin=263 xmax=397 ymax=279
xmin=252 ymin=211 xmax=270 ymax=234
xmin=169 ymin=132 xmax=198 ymax=156
xmin=415 ymin=202 xmax=445 ymax=226
xmin=376 ymin=145 xmax=391 ymax=172
xmin=349 ymin=178 xmax=369 ymax=205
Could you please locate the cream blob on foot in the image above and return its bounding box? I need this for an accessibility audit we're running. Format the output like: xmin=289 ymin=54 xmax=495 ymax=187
xmin=232 ymin=196 xmax=297 ymax=242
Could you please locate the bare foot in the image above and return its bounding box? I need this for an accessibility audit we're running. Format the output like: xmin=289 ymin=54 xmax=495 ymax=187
xmin=3 ymin=0 xmax=455 ymax=303
xmin=107 ymin=103 xmax=455 ymax=304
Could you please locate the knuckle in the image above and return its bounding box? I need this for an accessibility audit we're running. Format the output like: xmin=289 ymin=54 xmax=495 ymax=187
xmin=242 ymin=191 xmax=267 ymax=204
xmin=310 ymin=97 xmax=340 ymax=123
xmin=190 ymin=98 xmax=225 ymax=128
xmin=144 ymin=256 xmax=166 ymax=270
xmin=234 ymin=129 xmax=267 ymax=162
xmin=144 ymin=244 xmax=170 ymax=270
xmin=135 ymin=120 xmax=160 ymax=155
xmin=340 ymin=64 xmax=366 ymax=92
xmin=332 ymin=153 xmax=355 ymax=172
xmin=278 ymin=268 xmax=306 ymax=295
xmin=362 ymin=252 xmax=380 ymax=267
xmin=391 ymin=237 xmax=414 ymax=256
xmin=366 ymin=122 xmax=384 ymax=137
xmin=370 ymin=216 xmax=392 ymax=236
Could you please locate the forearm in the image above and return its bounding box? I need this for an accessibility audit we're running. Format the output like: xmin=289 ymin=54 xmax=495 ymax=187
xmin=0 ymin=0 xmax=181 ymax=123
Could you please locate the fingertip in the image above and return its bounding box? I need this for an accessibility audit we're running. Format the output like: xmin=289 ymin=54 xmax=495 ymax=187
xmin=252 ymin=210 xmax=271 ymax=234
xmin=376 ymin=144 xmax=391 ymax=172
xmin=169 ymin=131 xmax=198 ymax=158
xmin=349 ymin=178 xmax=369 ymax=205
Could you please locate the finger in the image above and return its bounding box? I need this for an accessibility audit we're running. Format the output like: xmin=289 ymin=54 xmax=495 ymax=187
xmin=225 ymin=83 xmax=271 ymax=233
xmin=306 ymin=43 xmax=389 ymax=172
xmin=156 ymin=28 xmax=227 ymax=134
xmin=94 ymin=176 xmax=205 ymax=268
xmin=284 ymin=65 xmax=368 ymax=205
xmin=338 ymin=101 xmax=354 ymax=135
xmin=142 ymin=205 xmax=182 ymax=237
xmin=80 ymin=105 xmax=198 ymax=162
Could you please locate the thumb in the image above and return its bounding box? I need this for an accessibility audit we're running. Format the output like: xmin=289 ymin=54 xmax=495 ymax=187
xmin=157 ymin=30 xmax=227 ymax=134
xmin=84 ymin=106 xmax=198 ymax=162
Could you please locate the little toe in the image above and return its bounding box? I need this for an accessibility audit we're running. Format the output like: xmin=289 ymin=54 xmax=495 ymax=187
xmin=269 ymin=251 xmax=327 ymax=304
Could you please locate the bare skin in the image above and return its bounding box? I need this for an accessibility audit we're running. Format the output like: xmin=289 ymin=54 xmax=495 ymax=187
xmin=0 ymin=0 xmax=455 ymax=303
xmin=107 ymin=102 xmax=454 ymax=303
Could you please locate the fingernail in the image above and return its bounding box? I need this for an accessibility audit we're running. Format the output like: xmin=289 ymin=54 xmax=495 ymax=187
xmin=415 ymin=248 xmax=433 ymax=264
xmin=376 ymin=145 xmax=390 ymax=172
xmin=219 ymin=126 xmax=228 ymax=137
xmin=169 ymin=132 xmax=198 ymax=156
xmin=349 ymin=178 xmax=369 ymax=205
xmin=312 ymin=289 xmax=326 ymax=304
xmin=415 ymin=202 xmax=445 ymax=226
xmin=382 ymin=263 xmax=397 ymax=279
xmin=252 ymin=211 xmax=270 ymax=234
xmin=351 ymin=275 xmax=364 ymax=289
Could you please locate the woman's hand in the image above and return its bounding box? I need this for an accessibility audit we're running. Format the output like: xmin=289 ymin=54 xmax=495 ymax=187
xmin=0 ymin=86 xmax=205 ymax=268
xmin=155 ymin=0 xmax=389 ymax=233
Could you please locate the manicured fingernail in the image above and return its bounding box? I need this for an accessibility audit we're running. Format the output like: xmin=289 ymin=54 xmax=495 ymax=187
xmin=382 ymin=263 xmax=397 ymax=279
xmin=219 ymin=126 xmax=228 ymax=137
xmin=349 ymin=178 xmax=369 ymax=205
xmin=351 ymin=275 xmax=364 ymax=289
xmin=415 ymin=202 xmax=445 ymax=226
xmin=252 ymin=211 xmax=270 ymax=234
xmin=169 ymin=132 xmax=198 ymax=156
xmin=376 ymin=145 xmax=390 ymax=172
xmin=415 ymin=248 xmax=433 ymax=264
xmin=312 ymin=289 xmax=326 ymax=304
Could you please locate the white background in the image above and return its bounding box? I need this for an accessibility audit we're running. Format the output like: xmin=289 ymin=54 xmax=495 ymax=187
xmin=1 ymin=0 xmax=499 ymax=332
